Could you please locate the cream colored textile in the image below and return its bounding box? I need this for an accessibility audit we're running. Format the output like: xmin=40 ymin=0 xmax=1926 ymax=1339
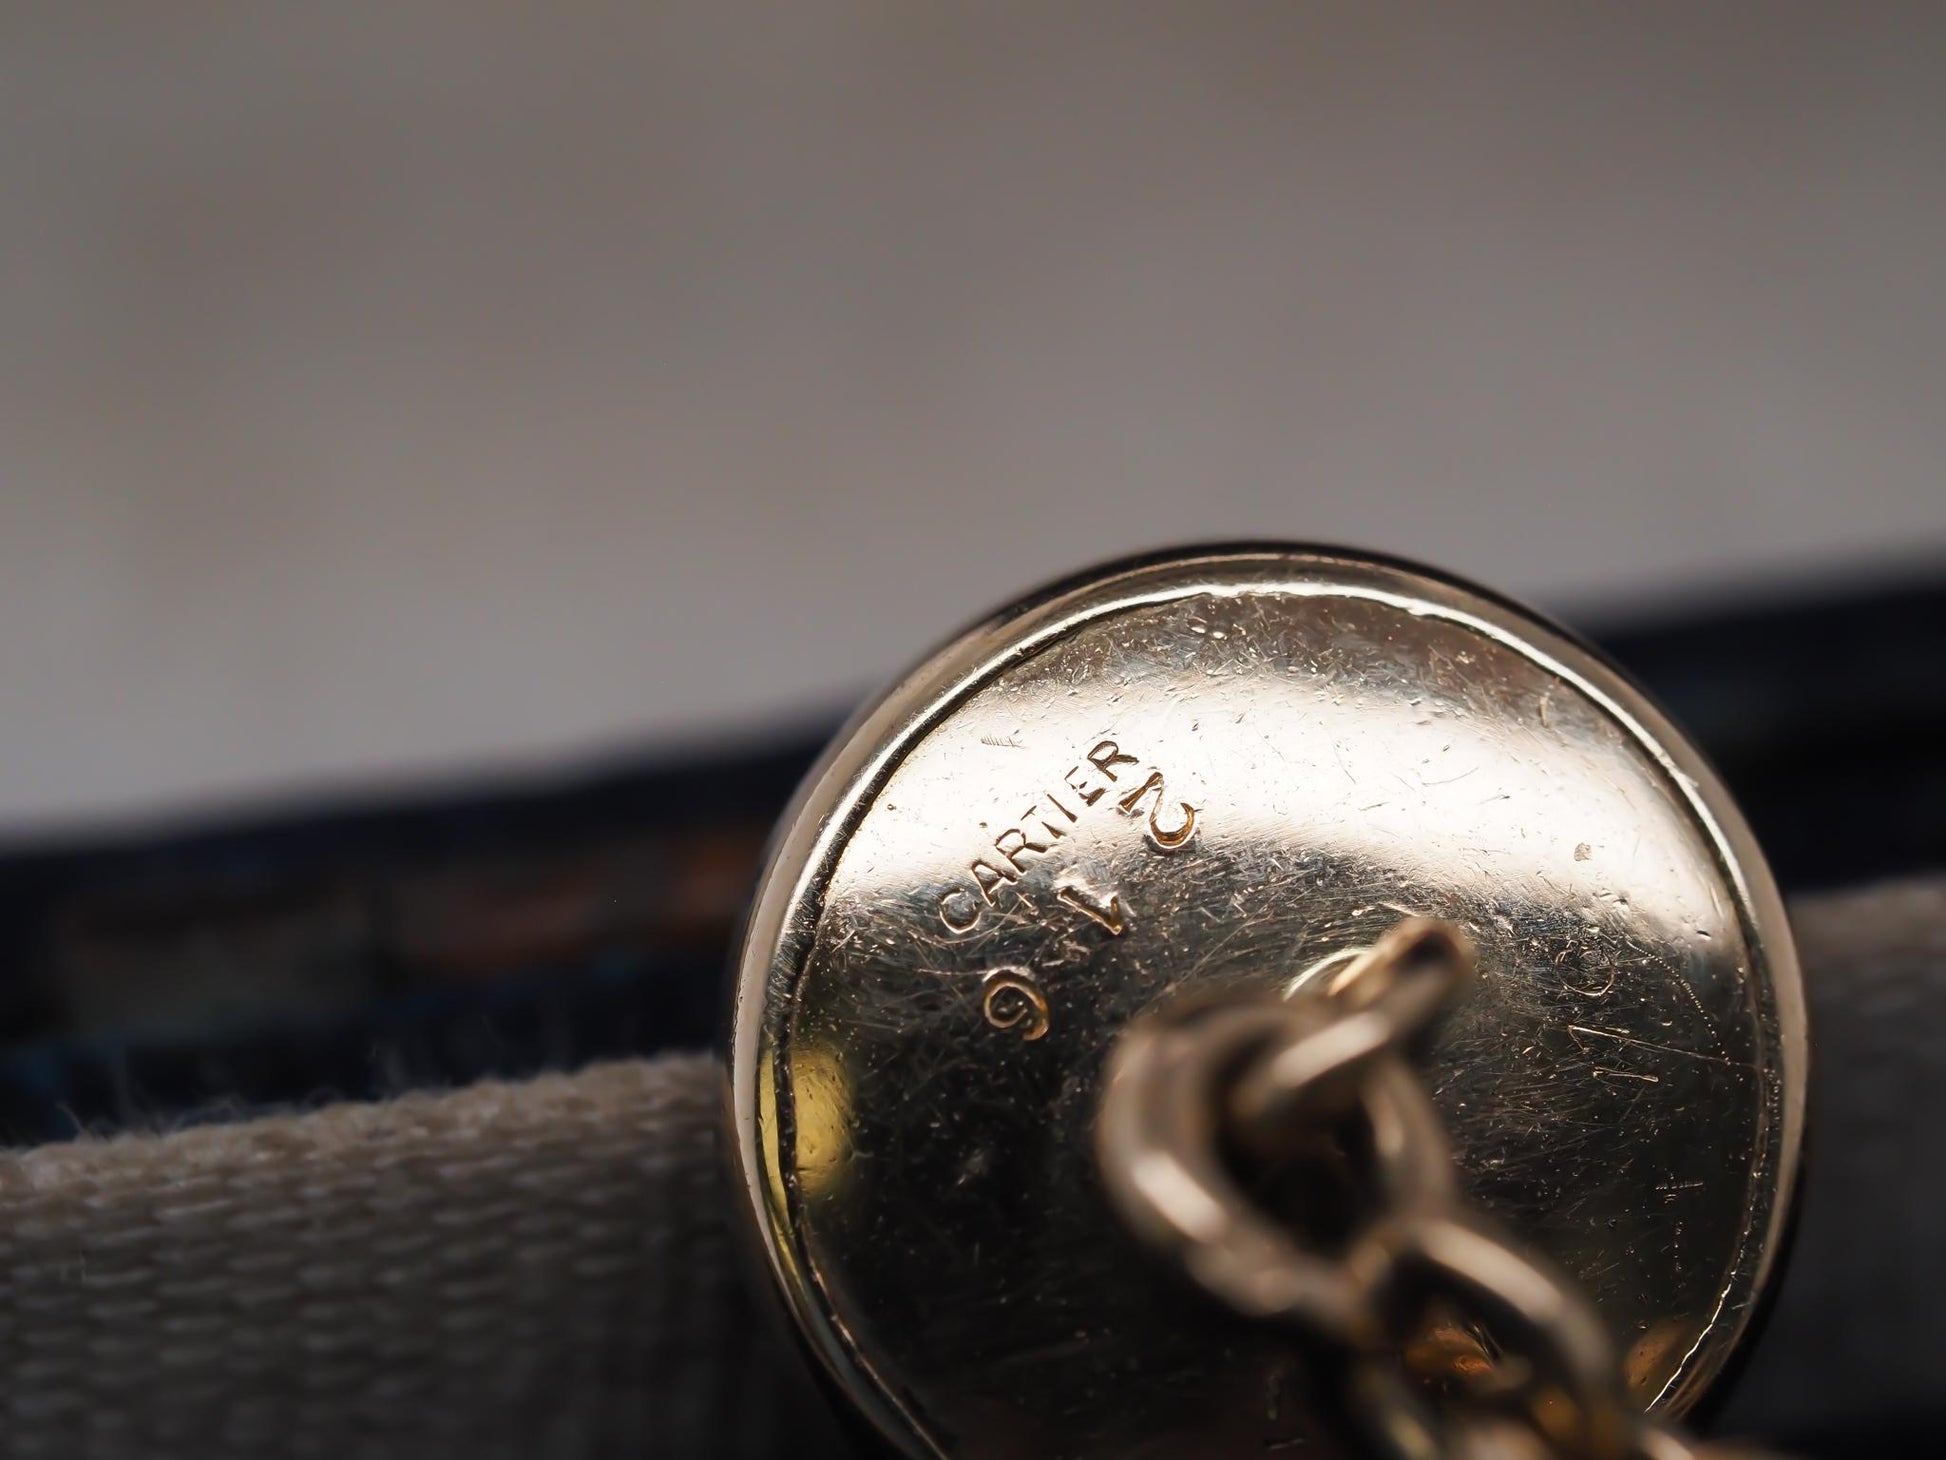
xmin=3 ymin=882 xmax=1943 ymax=1457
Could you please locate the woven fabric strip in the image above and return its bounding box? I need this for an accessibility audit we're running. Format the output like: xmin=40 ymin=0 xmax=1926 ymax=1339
xmin=3 ymin=880 xmax=1944 ymax=1458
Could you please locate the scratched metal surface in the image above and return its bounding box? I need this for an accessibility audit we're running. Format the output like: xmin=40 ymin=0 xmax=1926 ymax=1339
xmin=733 ymin=548 xmax=1804 ymax=1460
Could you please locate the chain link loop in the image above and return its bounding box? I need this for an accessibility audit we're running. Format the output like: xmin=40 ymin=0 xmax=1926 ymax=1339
xmin=1097 ymin=917 xmax=1784 ymax=1460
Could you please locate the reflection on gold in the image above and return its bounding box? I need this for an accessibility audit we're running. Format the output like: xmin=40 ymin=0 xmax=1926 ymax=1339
xmin=758 ymin=1045 xmax=788 ymax=1228
xmin=1402 ymin=1307 xmax=1503 ymax=1389
xmin=1283 ymin=943 xmax=1373 ymax=1000
xmin=790 ymin=1038 xmax=855 ymax=1200
xmin=1625 ymin=1320 xmax=1706 ymax=1395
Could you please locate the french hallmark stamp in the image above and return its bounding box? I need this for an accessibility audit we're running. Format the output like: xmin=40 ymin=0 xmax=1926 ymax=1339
xmin=935 ymin=738 xmax=1197 ymax=936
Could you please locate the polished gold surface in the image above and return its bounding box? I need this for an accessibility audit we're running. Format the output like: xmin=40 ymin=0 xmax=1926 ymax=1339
xmin=729 ymin=546 xmax=1805 ymax=1460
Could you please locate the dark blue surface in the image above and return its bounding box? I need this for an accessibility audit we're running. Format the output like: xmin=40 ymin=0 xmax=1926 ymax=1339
xmin=0 ymin=577 xmax=1940 ymax=1144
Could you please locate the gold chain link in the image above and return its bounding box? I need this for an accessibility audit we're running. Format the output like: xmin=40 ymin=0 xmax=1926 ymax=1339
xmin=1096 ymin=918 xmax=1784 ymax=1460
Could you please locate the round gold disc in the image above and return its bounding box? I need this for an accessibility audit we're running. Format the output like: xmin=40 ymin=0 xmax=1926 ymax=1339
xmin=730 ymin=546 xmax=1805 ymax=1459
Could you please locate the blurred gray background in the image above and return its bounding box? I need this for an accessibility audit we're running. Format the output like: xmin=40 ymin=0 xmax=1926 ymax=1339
xmin=2 ymin=4 xmax=1942 ymax=831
